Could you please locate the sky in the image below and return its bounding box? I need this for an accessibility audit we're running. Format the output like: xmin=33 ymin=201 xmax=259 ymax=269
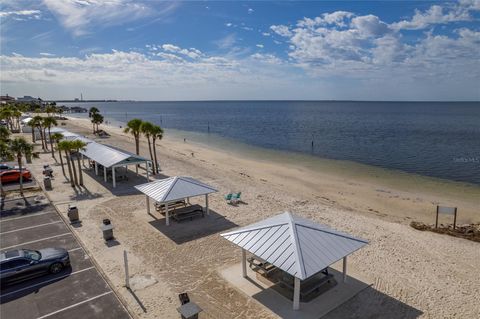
xmin=0 ymin=0 xmax=479 ymax=101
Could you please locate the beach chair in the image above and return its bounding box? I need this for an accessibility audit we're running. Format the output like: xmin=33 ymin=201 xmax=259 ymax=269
xmin=231 ymin=192 xmax=242 ymax=204
xmin=179 ymin=293 xmax=190 ymax=305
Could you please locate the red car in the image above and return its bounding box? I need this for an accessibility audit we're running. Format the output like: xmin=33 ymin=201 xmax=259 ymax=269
xmin=0 ymin=169 xmax=32 ymax=184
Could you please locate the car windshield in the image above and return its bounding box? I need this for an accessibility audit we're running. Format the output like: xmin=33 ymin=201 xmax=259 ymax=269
xmin=23 ymin=250 xmax=41 ymax=261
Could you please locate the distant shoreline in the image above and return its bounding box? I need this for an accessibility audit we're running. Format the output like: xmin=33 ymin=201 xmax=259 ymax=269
xmin=59 ymin=99 xmax=480 ymax=103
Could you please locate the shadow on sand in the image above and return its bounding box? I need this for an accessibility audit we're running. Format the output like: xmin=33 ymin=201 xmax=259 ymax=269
xmin=250 ymin=267 xmax=423 ymax=319
xmin=148 ymin=209 xmax=238 ymax=244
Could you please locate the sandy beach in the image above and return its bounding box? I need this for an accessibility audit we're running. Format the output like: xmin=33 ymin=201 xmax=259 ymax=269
xmin=24 ymin=117 xmax=480 ymax=318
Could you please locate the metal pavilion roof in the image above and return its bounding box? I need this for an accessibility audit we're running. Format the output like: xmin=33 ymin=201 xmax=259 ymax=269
xmin=79 ymin=141 xmax=150 ymax=168
xmin=221 ymin=212 xmax=368 ymax=280
xmin=135 ymin=176 xmax=217 ymax=203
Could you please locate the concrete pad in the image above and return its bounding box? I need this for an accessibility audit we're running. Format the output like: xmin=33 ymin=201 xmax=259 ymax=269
xmin=219 ymin=261 xmax=372 ymax=319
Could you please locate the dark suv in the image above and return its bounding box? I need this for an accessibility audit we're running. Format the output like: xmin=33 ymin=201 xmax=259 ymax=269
xmin=0 ymin=248 xmax=70 ymax=283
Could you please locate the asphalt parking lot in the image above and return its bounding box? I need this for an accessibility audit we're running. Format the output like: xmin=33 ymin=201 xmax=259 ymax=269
xmin=0 ymin=197 xmax=131 ymax=319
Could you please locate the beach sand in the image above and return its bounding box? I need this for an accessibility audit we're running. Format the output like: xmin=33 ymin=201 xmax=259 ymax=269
xmin=24 ymin=117 xmax=480 ymax=318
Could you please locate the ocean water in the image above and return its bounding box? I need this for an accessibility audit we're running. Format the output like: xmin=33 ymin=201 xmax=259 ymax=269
xmin=64 ymin=101 xmax=480 ymax=185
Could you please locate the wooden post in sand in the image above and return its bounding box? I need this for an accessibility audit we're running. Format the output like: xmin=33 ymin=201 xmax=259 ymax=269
xmin=124 ymin=250 xmax=130 ymax=288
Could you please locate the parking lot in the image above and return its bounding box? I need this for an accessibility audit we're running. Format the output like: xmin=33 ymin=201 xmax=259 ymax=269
xmin=0 ymin=197 xmax=131 ymax=319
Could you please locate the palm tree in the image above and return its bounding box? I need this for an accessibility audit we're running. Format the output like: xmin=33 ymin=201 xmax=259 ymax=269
xmin=92 ymin=113 xmax=104 ymax=133
xmin=0 ymin=126 xmax=10 ymax=142
xmin=140 ymin=121 xmax=155 ymax=172
xmin=88 ymin=107 xmax=99 ymax=133
xmin=58 ymin=140 xmax=75 ymax=187
xmin=27 ymin=118 xmax=36 ymax=142
xmin=71 ymin=140 xmax=87 ymax=186
xmin=151 ymin=125 xmax=163 ymax=174
xmin=43 ymin=117 xmax=57 ymax=158
xmin=51 ymin=132 xmax=65 ymax=174
xmin=32 ymin=115 xmax=46 ymax=150
xmin=10 ymin=137 xmax=34 ymax=195
xmin=124 ymin=119 xmax=143 ymax=156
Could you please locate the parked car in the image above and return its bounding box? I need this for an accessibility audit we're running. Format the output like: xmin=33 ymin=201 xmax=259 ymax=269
xmin=0 ymin=248 xmax=70 ymax=283
xmin=0 ymin=164 xmax=15 ymax=171
xmin=0 ymin=169 xmax=31 ymax=184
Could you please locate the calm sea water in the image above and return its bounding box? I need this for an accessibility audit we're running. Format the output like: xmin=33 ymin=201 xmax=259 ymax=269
xmin=64 ymin=101 xmax=480 ymax=185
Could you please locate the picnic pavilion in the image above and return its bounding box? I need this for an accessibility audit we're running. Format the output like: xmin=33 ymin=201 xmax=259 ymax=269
xmin=221 ymin=212 xmax=368 ymax=311
xmin=135 ymin=176 xmax=218 ymax=226
xmin=79 ymin=140 xmax=151 ymax=188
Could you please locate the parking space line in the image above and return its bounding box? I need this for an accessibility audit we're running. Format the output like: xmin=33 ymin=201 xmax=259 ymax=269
xmin=0 ymin=211 xmax=56 ymax=222
xmin=0 ymin=266 xmax=95 ymax=298
xmin=1 ymin=233 xmax=72 ymax=250
xmin=1 ymin=221 xmax=63 ymax=235
xmin=67 ymin=247 xmax=83 ymax=252
xmin=36 ymin=291 xmax=113 ymax=319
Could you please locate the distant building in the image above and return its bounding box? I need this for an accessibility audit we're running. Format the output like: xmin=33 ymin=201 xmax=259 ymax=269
xmin=17 ymin=95 xmax=41 ymax=102
xmin=0 ymin=95 xmax=15 ymax=104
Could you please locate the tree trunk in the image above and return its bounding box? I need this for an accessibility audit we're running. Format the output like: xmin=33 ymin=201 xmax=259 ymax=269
xmin=48 ymin=128 xmax=55 ymax=159
xmin=43 ymin=128 xmax=49 ymax=151
xmin=64 ymin=150 xmax=75 ymax=187
xmin=135 ymin=135 xmax=140 ymax=155
xmin=152 ymin=138 xmax=160 ymax=174
xmin=39 ymin=127 xmax=46 ymax=150
xmin=146 ymin=136 xmax=154 ymax=174
xmin=31 ymin=128 xmax=35 ymax=143
xmin=77 ymin=153 xmax=83 ymax=186
xmin=17 ymin=155 xmax=23 ymax=195
xmin=58 ymin=145 xmax=66 ymax=176
xmin=70 ymin=152 xmax=78 ymax=186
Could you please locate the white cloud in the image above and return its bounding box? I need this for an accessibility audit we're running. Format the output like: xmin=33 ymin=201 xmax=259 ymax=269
xmin=214 ymin=34 xmax=237 ymax=49
xmin=0 ymin=9 xmax=41 ymax=19
xmin=297 ymin=11 xmax=353 ymax=28
xmin=225 ymin=22 xmax=233 ymax=27
xmin=351 ymin=15 xmax=391 ymax=37
xmin=39 ymin=52 xmax=55 ymax=57
xmin=42 ymin=0 xmax=177 ymax=36
xmin=256 ymin=44 xmax=264 ymax=48
xmin=391 ymin=3 xmax=474 ymax=30
xmin=270 ymin=25 xmax=292 ymax=37
xmin=248 ymin=8 xmax=254 ymax=14
xmin=262 ymin=32 xmax=270 ymax=37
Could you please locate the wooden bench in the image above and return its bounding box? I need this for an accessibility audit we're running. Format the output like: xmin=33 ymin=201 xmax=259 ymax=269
xmin=172 ymin=204 xmax=204 ymax=222
xmin=280 ymin=269 xmax=333 ymax=299
xmin=155 ymin=200 xmax=186 ymax=215
xmin=247 ymin=256 xmax=277 ymax=277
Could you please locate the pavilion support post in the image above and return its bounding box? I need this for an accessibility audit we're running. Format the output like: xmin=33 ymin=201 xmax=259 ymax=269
xmin=112 ymin=166 xmax=116 ymax=188
xmin=343 ymin=256 xmax=348 ymax=283
xmin=81 ymin=154 xmax=85 ymax=167
xmin=242 ymin=249 xmax=247 ymax=278
xmin=104 ymin=166 xmax=107 ymax=182
xmin=205 ymin=194 xmax=210 ymax=215
xmin=146 ymin=163 xmax=149 ymax=182
xmin=293 ymin=277 xmax=301 ymax=310
xmin=95 ymin=162 xmax=98 ymax=175
xmin=146 ymin=196 xmax=150 ymax=214
xmin=165 ymin=202 xmax=170 ymax=226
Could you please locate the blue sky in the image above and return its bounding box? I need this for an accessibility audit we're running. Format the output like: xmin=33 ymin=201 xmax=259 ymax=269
xmin=1 ymin=1 xmax=479 ymax=101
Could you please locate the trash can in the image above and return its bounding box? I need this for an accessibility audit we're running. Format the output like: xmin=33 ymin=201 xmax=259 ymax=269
xmin=101 ymin=220 xmax=114 ymax=241
xmin=43 ymin=176 xmax=52 ymax=190
xmin=67 ymin=205 xmax=79 ymax=223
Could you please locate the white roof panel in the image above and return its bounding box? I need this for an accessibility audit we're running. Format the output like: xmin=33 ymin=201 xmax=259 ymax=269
xmin=221 ymin=212 xmax=368 ymax=280
xmin=80 ymin=141 xmax=149 ymax=168
xmin=135 ymin=176 xmax=217 ymax=203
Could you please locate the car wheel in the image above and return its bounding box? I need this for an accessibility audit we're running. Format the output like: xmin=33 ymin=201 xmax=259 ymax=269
xmin=49 ymin=262 xmax=64 ymax=274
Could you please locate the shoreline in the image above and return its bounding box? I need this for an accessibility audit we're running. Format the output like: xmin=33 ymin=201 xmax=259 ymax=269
xmin=64 ymin=116 xmax=479 ymax=224
xmin=22 ymin=116 xmax=480 ymax=318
